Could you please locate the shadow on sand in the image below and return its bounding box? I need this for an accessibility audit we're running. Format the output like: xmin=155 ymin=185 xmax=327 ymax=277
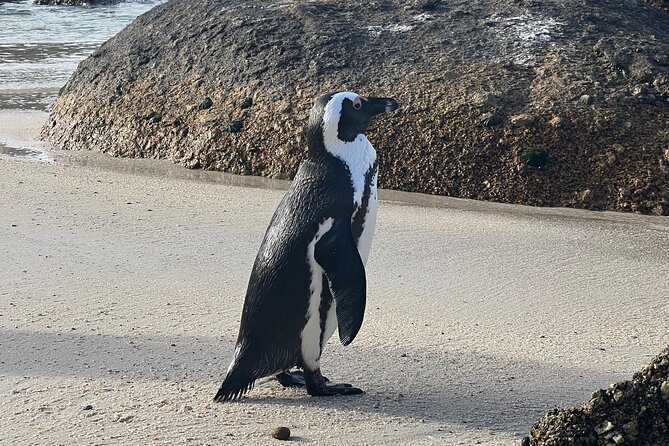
xmin=0 ymin=328 xmax=625 ymax=435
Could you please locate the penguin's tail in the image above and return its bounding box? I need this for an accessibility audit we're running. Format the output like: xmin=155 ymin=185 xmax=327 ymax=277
xmin=214 ymin=347 xmax=258 ymax=402
xmin=213 ymin=367 xmax=256 ymax=402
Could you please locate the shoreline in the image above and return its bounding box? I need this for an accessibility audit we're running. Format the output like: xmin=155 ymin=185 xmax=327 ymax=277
xmin=1 ymin=108 xmax=666 ymax=226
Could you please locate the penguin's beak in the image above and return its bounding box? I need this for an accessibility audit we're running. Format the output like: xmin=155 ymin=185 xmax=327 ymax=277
xmin=365 ymin=97 xmax=399 ymax=116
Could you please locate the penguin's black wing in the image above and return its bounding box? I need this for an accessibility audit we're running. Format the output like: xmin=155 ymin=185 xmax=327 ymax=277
xmin=314 ymin=217 xmax=366 ymax=346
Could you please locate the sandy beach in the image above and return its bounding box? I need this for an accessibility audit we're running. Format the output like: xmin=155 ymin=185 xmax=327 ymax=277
xmin=1 ymin=111 xmax=668 ymax=445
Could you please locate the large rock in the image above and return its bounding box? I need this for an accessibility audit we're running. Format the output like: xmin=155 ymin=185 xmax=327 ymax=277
xmin=529 ymin=346 xmax=669 ymax=445
xmin=42 ymin=0 xmax=669 ymax=214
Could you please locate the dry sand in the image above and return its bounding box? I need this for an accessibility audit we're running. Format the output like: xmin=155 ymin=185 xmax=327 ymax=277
xmin=1 ymin=111 xmax=668 ymax=445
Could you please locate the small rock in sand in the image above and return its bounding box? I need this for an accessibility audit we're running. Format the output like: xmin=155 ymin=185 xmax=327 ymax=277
xmin=114 ymin=413 xmax=134 ymax=423
xmin=271 ymin=426 xmax=291 ymax=440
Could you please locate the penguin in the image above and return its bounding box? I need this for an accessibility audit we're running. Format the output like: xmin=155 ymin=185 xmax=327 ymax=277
xmin=214 ymin=91 xmax=399 ymax=401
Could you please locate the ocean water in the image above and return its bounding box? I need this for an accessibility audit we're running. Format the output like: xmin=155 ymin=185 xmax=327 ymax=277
xmin=0 ymin=0 xmax=165 ymax=110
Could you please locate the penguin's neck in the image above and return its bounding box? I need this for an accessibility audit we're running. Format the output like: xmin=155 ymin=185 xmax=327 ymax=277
xmin=324 ymin=135 xmax=377 ymax=207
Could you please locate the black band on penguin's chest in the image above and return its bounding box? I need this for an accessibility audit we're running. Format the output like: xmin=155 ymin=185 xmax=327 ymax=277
xmin=351 ymin=162 xmax=377 ymax=243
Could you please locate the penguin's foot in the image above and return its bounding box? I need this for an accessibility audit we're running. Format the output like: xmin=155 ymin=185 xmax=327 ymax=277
xmin=304 ymin=369 xmax=363 ymax=396
xmin=276 ymin=370 xmax=306 ymax=387
xmin=277 ymin=369 xmax=330 ymax=387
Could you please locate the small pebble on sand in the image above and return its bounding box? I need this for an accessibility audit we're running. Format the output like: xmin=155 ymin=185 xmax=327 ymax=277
xmin=271 ymin=426 xmax=290 ymax=441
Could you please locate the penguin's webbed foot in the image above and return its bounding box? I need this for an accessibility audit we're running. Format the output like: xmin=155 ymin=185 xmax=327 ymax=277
xmin=276 ymin=370 xmax=306 ymax=387
xmin=308 ymin=383 xmax=362 ymax=396
xmin=277 ymin=369 xmax=330 ymax=387
xmin=304 ymin=369 xmax=363 ymax=396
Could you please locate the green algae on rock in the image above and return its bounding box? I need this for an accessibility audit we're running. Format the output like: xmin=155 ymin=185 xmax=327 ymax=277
xmin=237 ymin=97 xmax=253 ymax=110
xmin=41 ymin=0 xmax=669 ymax=215
xmin=521 ymin=148 xmax=549 ymax=168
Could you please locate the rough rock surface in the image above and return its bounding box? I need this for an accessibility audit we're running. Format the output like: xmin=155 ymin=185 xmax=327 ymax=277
xmin=42 ymin=0 xmax=669 ymax=214
xmin=530 ymin=346 xmax=669 ymax=445
xmin=646 ymin=0 xmax=669 ymax=12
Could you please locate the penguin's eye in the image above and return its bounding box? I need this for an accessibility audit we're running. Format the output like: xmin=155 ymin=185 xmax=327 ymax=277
xmin=353 ymin=97 xmax=362 ymax=110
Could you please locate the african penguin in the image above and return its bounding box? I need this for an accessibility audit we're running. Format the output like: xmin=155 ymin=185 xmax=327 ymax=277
xmin=214 ymin=92 xmax=399 ymax=401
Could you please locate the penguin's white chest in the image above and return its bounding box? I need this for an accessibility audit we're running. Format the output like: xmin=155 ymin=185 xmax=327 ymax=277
xmin=301 ymin=218 xmax=334 ymax=370
xmin=330 ymin=136 xmax=378 ymax=262
xmin=326 ymin=135 xmax=376 ymax=206
xmin=317 ymin=170 xmax=377 ymax=362
xmin=299 ymin=136 xmax=378 ymax=370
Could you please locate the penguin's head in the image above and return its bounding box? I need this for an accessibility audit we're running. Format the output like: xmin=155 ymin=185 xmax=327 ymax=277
xmin=306 ymin=91 xmax=399 ymax=155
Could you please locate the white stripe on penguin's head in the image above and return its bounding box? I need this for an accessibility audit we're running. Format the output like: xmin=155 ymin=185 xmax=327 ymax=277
xmin=322 ymin=92 xmax=365 ymax=150
xmin=319 ymin=91 xmax=399 ymax=154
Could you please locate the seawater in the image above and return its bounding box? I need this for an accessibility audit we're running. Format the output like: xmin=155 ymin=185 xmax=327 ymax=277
xmin=0 ymin=0 xmax=165 ymax=110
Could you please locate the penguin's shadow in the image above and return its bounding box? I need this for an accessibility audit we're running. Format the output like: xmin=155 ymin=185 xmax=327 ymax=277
xmin=227 ymin=345 xmax=619 ymax=436
xmin=0 ymin=328 xmax=623 ymax=436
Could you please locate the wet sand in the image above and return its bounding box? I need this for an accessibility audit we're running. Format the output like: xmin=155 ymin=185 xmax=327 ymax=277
xmin=1 ymin=110 xmax=668 ymax=445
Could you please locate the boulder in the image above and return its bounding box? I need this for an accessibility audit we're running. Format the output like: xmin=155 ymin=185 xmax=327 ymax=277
xmin=42 ymin=0 xmax=669 ymax=214
xmin=529 ymin=346 xmax=669 ymax=445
